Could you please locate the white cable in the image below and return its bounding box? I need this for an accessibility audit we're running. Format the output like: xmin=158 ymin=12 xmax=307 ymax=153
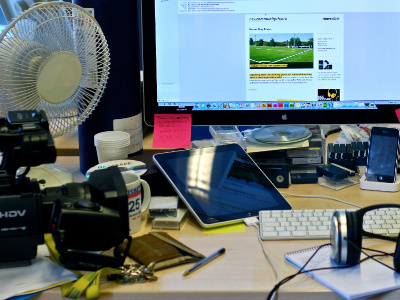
xmin=244 ymin=218 xmax=278 ymax=300
xmin=280 ymin=192 xmax=363 ymax=209
xmin=244 ymin=192 xmax=360 ymax=300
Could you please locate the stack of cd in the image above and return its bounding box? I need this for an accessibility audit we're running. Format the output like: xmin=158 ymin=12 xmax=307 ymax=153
xmin=247 ymin=125 xmax=312 ymax=145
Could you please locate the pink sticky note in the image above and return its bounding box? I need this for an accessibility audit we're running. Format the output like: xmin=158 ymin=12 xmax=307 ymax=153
xmin=152 ymin=114 xmax=192 ymax=148
xmin=396 ymin=109 xmax=400 ymax=123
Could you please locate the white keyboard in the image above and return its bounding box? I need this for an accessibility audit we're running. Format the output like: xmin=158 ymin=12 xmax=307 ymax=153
xmin=259 ymin=208 xmax=400 ymax=240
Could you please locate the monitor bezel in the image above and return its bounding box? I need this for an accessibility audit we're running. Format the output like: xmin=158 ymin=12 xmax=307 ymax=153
xmin=141 ymin=0 xmax=400 ymax=127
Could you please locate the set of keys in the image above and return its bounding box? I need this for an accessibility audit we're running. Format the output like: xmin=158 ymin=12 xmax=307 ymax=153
xmin=108 ymin=262 xmax=158 ymax=284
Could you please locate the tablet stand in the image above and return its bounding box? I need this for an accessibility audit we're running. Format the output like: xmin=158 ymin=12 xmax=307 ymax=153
xmin=359 ymin=175 xmax=400 ymax=192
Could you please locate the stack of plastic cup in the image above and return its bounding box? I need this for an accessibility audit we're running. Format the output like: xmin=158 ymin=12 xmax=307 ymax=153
xmin=94 ymin=131 xmax=131 ymax=163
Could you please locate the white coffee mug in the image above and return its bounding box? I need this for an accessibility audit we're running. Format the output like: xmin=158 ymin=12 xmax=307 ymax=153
xmin=122 ymin=172 xmax=151 ymax=234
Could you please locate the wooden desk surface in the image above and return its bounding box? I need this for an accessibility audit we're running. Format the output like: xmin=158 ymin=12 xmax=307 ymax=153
xmin=34 ymin=154 xmax=400 ymax=300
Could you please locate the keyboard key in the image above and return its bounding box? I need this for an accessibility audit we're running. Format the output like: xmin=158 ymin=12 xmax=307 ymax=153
xmin=309 ymin=230 xmax=330 ymax=237
xmin=292 ymin=231 xmax=307 ymax=237
xmin=261 ymin=232 xmax=278 ymax=238
xmin=278 ymin=231 xmax=291 ymax=237
xmin=372 ymin=229 xmax=388 ymax=235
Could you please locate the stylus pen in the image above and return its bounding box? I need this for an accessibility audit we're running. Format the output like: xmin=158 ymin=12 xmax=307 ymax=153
xmin=183 ymin=248 xmax=226 ymax=276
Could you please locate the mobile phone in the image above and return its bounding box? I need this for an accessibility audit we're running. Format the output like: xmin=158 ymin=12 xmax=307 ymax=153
xmin=365 ymin=126 xmax=400 ymax=183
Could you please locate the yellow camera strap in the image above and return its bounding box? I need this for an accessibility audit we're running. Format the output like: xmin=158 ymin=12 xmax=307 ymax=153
xmin=44 ymin=234 xmax=121 ymax=300
xmin=60 ymin=267 xmax=121 ymax=299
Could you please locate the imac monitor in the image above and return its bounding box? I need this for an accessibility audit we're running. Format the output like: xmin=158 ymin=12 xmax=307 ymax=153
xmin=142 ymin=0 xmax=400 ymax=126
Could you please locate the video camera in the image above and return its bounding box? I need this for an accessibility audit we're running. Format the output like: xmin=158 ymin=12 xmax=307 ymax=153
xmin=0 ymin=110 xmax=130 ymax=270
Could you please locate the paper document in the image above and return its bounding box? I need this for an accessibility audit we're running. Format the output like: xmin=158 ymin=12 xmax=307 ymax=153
xmin=0 ymin=254 xmax=78 ymax=299
xmin=285 ymin=244 xmax=400 ymax=299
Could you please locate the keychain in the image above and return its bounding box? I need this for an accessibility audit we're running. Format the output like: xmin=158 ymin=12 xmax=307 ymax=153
xmin=108 ymin=262 xmax=158 ymax=284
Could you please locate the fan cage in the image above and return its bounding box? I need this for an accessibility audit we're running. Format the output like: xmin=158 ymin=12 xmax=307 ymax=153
xmin=0 ymin=2 xmax=110 ymax=137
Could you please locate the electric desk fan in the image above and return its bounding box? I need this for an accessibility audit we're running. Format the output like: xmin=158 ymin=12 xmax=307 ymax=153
xmin=0 ymin=1 xmax=110 ymax=186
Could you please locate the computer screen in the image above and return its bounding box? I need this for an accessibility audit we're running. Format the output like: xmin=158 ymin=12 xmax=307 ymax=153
xmin=142 ymin=0 xmax=400 ymax=126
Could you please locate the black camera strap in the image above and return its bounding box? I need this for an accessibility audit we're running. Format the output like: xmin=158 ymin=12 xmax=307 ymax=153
xmin=45 ymin=233 xmax=132 ymax=271
xmin=59 ymin=236 xmax=132 ymax=271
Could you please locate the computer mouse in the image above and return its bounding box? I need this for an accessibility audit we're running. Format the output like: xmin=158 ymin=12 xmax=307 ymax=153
xmin=24 ymin=164 xmax=74 ymax=188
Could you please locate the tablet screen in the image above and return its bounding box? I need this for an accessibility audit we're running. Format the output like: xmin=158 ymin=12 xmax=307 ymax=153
xmin=153 ymin=144 xmax=292 ymax=227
